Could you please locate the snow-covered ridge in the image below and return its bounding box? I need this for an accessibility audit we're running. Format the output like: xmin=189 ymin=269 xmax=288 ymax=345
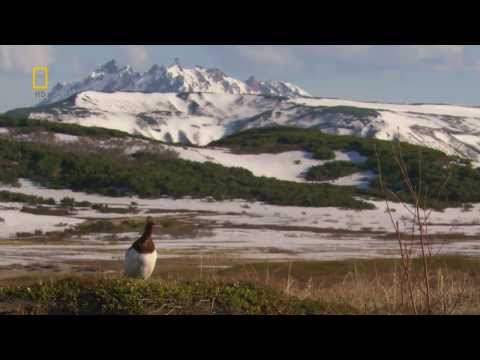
xmin=26 ymin=91 xmax=291 ymax=146
xmin=15 ymin=90 xmax=480 ymax=164
xmin=291 ymin=97 xmax=480 ymax=118
xmin=40 ymin=59 xmax=311 ymax=105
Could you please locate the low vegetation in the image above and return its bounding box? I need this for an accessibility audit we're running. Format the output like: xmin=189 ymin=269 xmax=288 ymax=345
xmin=298 ymin=105 xmax=381 ymax=123
xmin=1 ymin=256 xmax=478 ymax=314
xmin=20 ymin=206 xmax=73 ymax=216
xmin=0 ymin=277 xmax=348 ymax=315
xmin=0 ymin=190 xmax=56 ymax=206
xmin=73 ymin=219 xmax=144 ymax=234
xmin=1 ymin=121 xmax=479 ymax=209
xmin=0 ymin=136 xmax=373 ymax=209
xmin=306 ymin=161 xmax=360 ymax=181
xmin=0 ymin=116 xmax=150 ymax=141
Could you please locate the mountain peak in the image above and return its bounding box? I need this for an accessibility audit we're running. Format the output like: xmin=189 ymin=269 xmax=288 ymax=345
xmin=147 ymin=64 xmax=163 ymax=73
xmin=97 ymin=59 xmax=119 ymax=74
xmin=246 ymin=76 xmax=260 ymax=92
xmin=39 ymin=60 xmax=311 ymax=105
xmin=168 ymin=57 xmax=183 ymax=71
xmin=119 ymin=64 xmax=135 ymax=74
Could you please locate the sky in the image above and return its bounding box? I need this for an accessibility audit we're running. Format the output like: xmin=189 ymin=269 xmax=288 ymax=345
xmin=1 ymin=45 xmax=480 ymax=112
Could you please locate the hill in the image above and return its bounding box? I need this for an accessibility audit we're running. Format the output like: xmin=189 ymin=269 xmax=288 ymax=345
xmin=1 ymin=118 xmax=479 ymax=209
xmin=6 ymin=90 xmax=480 ymax=165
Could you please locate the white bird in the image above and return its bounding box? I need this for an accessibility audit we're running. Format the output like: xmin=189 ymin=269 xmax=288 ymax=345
xmin=124 ymin=216 xmax=157 ymax=279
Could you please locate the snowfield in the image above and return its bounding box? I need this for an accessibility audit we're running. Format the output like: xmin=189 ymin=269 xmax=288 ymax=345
xmin=2 ymin=226 xmax=480 ymax=267
xmin=170 ymin=146 xmax=369 ymax=183
xmin=326 ymin=170 xmax=376 ymax=189
xmin=54 ymin=133 xmax=80 ymax=143
xmin=0 ymin=207 xmax=82 ymax=238
xmin=30 ymin=91 xmax=288 ymax=146
xmin=177 ymin=148 xmax=320 ymax=182
xmin=2 ymin=179 xmax=480 ymax=266
xmin=2 ymin=179 xmax=480 ymax=236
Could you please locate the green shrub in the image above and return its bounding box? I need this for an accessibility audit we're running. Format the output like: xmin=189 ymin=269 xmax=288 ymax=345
xmin=306 ymin=161 xmax=360 ymax=181
xmin=0 ymin=190 xmax=56 ymax=205
xmin=213 ymin=126 xmax=480 ymax=209
xmin=0 ymin=116 xmax=151 ymax=141
xmin=0 ymin=137 xmax=373 ymax=209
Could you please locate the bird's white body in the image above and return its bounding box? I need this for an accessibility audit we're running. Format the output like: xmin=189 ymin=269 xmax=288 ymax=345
xmin=124 ymin=247 xmax=157 ymax=279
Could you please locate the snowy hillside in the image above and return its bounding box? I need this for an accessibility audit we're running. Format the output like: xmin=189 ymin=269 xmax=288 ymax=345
xmin=13 ymin=91 xmax=294 ymax=145
xmin=289 ymin=97 xmax=480 ymax=164
xmin=8 ymin=90 xmax=480 ymax=164
xmin=170 ymin=145 xmax=372 ymax=187
xmin=40 ymin=59 xmax=311 ymax=105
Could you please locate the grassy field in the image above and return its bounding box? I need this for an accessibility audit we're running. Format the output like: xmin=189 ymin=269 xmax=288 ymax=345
xmin=1 ymin=256 xmax=479 ymax=315
xmin=0 ymin=276 xmax=350 ymax=315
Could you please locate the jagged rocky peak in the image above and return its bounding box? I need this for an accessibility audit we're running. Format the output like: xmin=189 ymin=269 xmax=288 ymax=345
xmin=147 ymin=64 xmax=163 ymax=73
xmin=246 ymin=75 xmax=260 ymax=91
xmin=206 ymin=68 xmax=227 ymax=81
xmin=97 ymin=59 xmax=119 ymax=73
xmin=51 ymin=82 xmax=65 ymax=91
xmin=39 ymin=59 xmax=311 ymax=105
xmin=174 ymin=57 xmax=182 ymax=67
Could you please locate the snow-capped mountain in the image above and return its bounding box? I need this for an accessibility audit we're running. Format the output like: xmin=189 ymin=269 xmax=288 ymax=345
xmin=9 ymin=90 xmax=480 ymax=165
xmin=40 ymin=59 xmax=311 ymax=105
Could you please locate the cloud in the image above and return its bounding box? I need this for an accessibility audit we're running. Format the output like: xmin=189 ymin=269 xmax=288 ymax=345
xmin=70 ymin=56 xmax=98 ymax=78
xmin=120 ymin=45 xmax=150 ymax=68
xmin=374 ymin=45 xmax=464 ymax=71
xmin=233 ymin=45 xmax=301 ymax=68
xmin=0 ymin=45 xmax=56 ymax=74
xmin=231 ymin=45 xmax=467 ymax=73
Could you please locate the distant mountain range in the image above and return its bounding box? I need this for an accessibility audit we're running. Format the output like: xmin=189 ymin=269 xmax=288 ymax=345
xmin=39 ymin=59 xmax=311 ymax=105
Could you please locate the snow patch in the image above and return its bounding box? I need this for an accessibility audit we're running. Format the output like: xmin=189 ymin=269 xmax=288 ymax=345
xmin=54 ymin=133 xmax=79 ymax=143
xmin=3 ymin=179 xmax=480 ymax=236
xmin=324 ymin=170 xmax=376 ymax=189
xmin=170 ymin=146 xmax=369 ymax=183
xmin=0 ymin=210 xmax=82 ymax=238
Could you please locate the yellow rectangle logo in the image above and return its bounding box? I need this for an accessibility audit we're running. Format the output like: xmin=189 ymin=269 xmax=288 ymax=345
xmin=32 ymin=66 xmax=49 ymax=90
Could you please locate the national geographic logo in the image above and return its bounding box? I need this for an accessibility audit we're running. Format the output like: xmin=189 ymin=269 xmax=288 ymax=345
xmin=32 ymin=66 xmax=48 ymax=98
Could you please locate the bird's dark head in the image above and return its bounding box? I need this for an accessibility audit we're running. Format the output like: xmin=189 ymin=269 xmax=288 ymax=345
xmin=132 ymin=216 xmax=156 ymax=251
xmin=139 ymin=216 xmax=155 ymax=241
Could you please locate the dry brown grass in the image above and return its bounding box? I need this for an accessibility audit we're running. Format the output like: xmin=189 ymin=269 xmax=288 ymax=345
xmin=1 ymin=255 xmax=479 ymax=314
xmin=183 ymin=255 xmax=480 ymax=315
xmin=292 ymin=265 xmax=478 ymax=314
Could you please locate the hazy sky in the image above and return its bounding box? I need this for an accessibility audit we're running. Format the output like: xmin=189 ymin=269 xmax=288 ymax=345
xmin=1 ymin=45 xmax=480 ymax=112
